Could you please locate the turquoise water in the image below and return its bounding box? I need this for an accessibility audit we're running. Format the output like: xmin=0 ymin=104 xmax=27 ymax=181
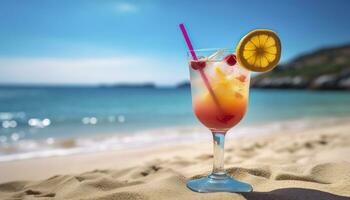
xmin=0 ymin=86 xmax=350 ymax=161
xmin=0 ymin=86 xmax=350 ymax=142
xmin=0 ymin=87 xmax=195 ymax=141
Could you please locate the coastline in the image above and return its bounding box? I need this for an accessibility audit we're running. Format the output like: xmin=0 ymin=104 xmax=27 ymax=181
xmin=1 ymin=116 xmax=349 ymax=162
xmin=0 ymin=116 xmax=349 ymax=199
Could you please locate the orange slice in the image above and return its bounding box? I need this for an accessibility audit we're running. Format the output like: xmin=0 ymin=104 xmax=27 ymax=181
xmin=236 ymin=29 xmax=281 ymax=72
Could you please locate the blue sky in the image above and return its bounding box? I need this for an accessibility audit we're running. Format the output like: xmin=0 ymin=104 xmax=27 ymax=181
xmin=0 ymin=0 xmax=350 ymax=85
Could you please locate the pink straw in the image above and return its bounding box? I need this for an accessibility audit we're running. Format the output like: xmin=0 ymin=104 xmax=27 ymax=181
xmin=179 ymin=23 xmax=222 ymax=112
xmin=179 ymin=24 xmax=198 ymax=60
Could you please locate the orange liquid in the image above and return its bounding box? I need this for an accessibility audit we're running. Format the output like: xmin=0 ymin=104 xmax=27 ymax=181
xmin=193 ymin=93 xmax=247 ymax=130
xmin=192 ymin=72 xmax=249 ymax=130
xmin=191 ymin=62 xmax=249 ymax=132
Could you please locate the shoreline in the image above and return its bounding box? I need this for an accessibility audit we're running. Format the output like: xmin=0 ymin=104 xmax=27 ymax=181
xmin=1 ymin=116 xmax=349 ymax=162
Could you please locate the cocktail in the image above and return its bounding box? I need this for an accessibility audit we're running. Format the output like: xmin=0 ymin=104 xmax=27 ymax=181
xmin=190 ymin=49 xmax=250 ymax=131
xmin=187 ymin=49 xmax=253 ymax=192
xmin=180 ymin=24 xmax=281 ymax=193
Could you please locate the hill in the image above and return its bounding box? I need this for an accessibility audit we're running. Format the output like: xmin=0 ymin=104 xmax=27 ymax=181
xmin=251 ymin=44 xmax=350 ymax=90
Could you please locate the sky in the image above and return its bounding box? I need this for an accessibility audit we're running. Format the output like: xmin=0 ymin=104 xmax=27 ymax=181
xmin=0 ymin=0 xmax=350 ymax=86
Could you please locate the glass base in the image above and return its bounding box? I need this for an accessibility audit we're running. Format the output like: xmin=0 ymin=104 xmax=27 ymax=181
xmin=187 ymin=173 xmax=253 ymax=193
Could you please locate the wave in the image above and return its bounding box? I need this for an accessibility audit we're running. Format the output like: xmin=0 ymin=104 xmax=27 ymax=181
xmin=0 ymin=116 xmax=348 ymax=162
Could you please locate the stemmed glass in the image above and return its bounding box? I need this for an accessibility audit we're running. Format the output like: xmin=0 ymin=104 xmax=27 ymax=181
xmin=186 ymin=48 xmax=253 ymax=192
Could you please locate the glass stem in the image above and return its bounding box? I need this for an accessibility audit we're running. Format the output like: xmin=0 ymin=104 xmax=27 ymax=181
xmin=212 ymin=131 xmax=226 ymax=175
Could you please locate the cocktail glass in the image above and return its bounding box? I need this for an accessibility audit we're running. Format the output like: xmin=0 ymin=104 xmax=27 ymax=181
xmin=186 ymin=48 xmax=253 ymax=193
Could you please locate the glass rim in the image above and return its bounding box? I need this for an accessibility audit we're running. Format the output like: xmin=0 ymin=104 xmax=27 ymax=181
xmin=187 ymin=48 xmax=234 ymax=53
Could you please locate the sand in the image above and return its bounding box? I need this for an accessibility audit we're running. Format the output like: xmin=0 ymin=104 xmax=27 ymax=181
xmin=0 ymin=119 xmax=350 ymax=200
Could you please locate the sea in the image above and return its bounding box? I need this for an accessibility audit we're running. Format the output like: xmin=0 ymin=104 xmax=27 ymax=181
xmin=0 ymin=86 xmax=350 ymax=161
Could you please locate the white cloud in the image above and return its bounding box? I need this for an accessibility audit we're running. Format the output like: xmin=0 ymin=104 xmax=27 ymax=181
xmin=115 ymin=2 xmax=138 ymax=13
xmin=0 ymin=56 xmax=188 ymax=86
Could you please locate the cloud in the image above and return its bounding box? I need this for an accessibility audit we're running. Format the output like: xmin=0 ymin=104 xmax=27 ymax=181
xmin=0 ymin=56 xmax=187 ymax=86
xmin=115 ymin=2 xmax=138 ymax=13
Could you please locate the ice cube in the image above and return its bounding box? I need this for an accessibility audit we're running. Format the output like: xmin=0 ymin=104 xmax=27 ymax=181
xmin=203 ymin=60 xmax=232 ymax=81
xmin=203 ymin=60 xmax=217 ymax=78
xmin=216 ymin=60 xmax=235 ymax=78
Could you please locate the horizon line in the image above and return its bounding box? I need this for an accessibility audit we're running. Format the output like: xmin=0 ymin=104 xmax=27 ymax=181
xmin=0 ymin=82 xmax=190 ymax=88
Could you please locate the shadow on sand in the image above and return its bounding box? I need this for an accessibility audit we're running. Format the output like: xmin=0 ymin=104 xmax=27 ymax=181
xmin=240 ymin=188 xmax=350 ymax=200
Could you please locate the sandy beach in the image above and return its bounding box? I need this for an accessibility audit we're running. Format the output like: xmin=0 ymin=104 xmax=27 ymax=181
xmin=0 ymin=118 xmax=350 ymax=200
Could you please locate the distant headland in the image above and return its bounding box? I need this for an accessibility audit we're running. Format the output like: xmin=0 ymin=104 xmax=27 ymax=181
xmin=98 ymin=83 xmax=156 ymax=89
xmin=251 ymin=44 xmax=350 ymax=90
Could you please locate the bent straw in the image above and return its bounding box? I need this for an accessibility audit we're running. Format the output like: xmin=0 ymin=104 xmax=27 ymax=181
xmin=179 ymin=23 xmax=221 ymax=109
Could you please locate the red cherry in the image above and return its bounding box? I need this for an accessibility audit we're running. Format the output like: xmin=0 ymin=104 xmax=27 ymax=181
xmin=217 ymin=114 xmax=235 ymax=124
xmin=224 ymin=54 xmax=237 ymax=66
xmin=190 ymin=60 xmax=206 ymax=70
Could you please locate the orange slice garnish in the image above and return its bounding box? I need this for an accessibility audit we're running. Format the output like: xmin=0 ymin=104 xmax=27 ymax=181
xmin=236 ymin=29 xmax=281 ymax=72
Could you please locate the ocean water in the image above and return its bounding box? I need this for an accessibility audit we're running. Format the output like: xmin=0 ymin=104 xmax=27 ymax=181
xmin=0 ymin=86 xmax=350 ymax=161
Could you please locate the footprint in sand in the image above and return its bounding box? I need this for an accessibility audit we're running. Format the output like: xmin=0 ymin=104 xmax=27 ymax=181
xmin=227 ymin=167 xmax=272 ymax=179
xmin=140 ymin=165 xmax=162 ymax=177
xmin=129 ymin=164 xmax=163 ymax=179
xmin=81 ymin=177 xmax=142 ymax=191
xmin=25 ymin=189 xmax=56 ymax=197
